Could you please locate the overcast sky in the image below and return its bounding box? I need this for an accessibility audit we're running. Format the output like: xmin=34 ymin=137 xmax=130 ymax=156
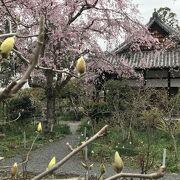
xmin=132 ymin=0 xmax=180 ymax=23
xmin=100 ymin=0 xmax=180 ymax=51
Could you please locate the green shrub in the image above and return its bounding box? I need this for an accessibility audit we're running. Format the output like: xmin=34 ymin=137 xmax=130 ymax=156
xmin=54 ymin=124 xmax=71 ymax=135
xmin=140 ymin=107 xmax=163 ymax=129
xmin=57 ymin=110 xmax=83 ymax=122
xmin=104 ymin=80 xmax=134 ymax=111
xmin=91 ymin=142 xmax=114 ymax=160
xmin=8 ymin=95 xmax=35 ymax=124
xmin=87 ymin=101 xmax=111 ymax=123
xmin=57 ymin=112 xmax=76 ymax=121
xmin=78 ymin=117 xmax=93 ymax=137
xmin=115 ymin=143 xmax=138 ymax=156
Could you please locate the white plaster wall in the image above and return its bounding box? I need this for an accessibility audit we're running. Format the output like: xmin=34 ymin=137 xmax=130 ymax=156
xmin=145 ymin=79 xmax=168 ymax=87
xmin=124 ymin=79 xmax=180 ymax=88
xmin=171 ymin=79 xmax=180 ymax=87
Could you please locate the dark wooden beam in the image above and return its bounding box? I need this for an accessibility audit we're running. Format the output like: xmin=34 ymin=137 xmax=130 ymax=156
xmin=143 ymin=69 xmax=146 ymax=86
xmin=168 ymin=69 xmax=171 ymax=97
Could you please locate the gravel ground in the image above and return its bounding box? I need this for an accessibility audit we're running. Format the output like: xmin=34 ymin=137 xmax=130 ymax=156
xmin=0 ymin=134 xmax=180 ymax=179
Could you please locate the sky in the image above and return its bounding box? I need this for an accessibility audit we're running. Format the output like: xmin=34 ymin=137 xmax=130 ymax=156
xmin=132 ymin=0 xmax=180 ymax=23
xmin=99 ymin=0 xmax=180 ymax=51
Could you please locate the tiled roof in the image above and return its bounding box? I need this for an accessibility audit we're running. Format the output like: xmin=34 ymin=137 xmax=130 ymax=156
xmin=146 ymin=12 xmax=179 ymax=35
xmin=108 ymin=50 xmax=180 ymax=69
xmin=114 ymin=12 xmax=180 ymax=54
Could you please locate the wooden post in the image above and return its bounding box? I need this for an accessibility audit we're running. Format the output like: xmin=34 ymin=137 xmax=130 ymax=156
xmin=163 ymin=148 xmax=166 ymax=167
xmin=84 ymin=127 xmax=88 ymax=161
xmin=143 ymin=69 xmax=146 ymax=87
xmin=23 ymin=131 xmax=27 ymax=148
xmin=168 ymin=69 xmax=171 ymax=98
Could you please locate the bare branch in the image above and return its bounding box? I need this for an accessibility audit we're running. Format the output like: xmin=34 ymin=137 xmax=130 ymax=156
xmin=0 ymin=17 xmax=45 ymax=101
xmin=13 ymin=48 xmax=78 ymax=77
xmin=83 ymin=20 xmax=95 ymax=30
xmin=105 ymin=166 xmax=165 ymax=180
xmin=66 ymin=142 xmax=74 ymax=151
xmin=31 ymin=125 xmax=108 ymax=180
xmin=36 ymin=66 xmax=79 ymax=78
xmin=16 ymin=32 xmax=51 ymax=38
xmin=16 ymin=34 xmax=39 ymax=38
xmin=13 ymin=48 xmax=89 ymax=78
xmin=67 ymin=0 xmax=98 ymax=25
xmin=0 ymin=33 xmax=44 ymax=39
xmin=0 ymin=0 xmax=17 ymax=26
xmin=12 ymin=48 xmax=29 ymax=64
xmin=0 ymin=0 xmax=35 ymax=29
xmin=0 ymin=33 xmax=16 ymax=38
xmin=19 ymin=133 xmax=40 ymax=166
xmin=8 ymin=19 xmax=12 ymax=33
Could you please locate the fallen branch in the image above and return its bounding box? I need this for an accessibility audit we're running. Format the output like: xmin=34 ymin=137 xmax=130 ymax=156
xmin=31 ymin=125 xmax=108 ymax=180
xmin=105 ymin=166 xmax=165 ymax=180
xmin=0 ymin=16 xmax=45 ymax=101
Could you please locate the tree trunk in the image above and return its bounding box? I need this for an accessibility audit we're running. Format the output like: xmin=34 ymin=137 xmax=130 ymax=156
xmin=44 ymin=70 xmax=56 ymax=133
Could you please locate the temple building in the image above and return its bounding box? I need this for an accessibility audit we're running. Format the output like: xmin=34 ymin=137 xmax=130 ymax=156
xmin=108 ymin=11 xmax=180 ymax=96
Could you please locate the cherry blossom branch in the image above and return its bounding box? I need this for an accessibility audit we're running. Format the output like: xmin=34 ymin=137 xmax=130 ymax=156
xmin=31 ymin=125 xmax=108 ymax=180
xmin=0 ymin=0 xmax=34 ymax=29
xmin=13 ymin=48 xmax=79 ymax=78
xmin=67 ymin=0 xmax=99 ymax=25
xmin=0 ymin=17 xmax=45 ymax=101
xmin=105 ymin=166 xmax=165 ymax=180
xmin=36 ymin=66 xmax=79 ymax=78
xmin=13 ymin=48 xmax=89 ymax=79
xmin=0 ymin=0 xmax=17 ymax=25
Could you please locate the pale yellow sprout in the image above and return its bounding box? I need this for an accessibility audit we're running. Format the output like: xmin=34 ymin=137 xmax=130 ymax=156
xmin=11 ymin=162 xmax=18 ymax=177
xmin=112 ymin=151 xmax=124 ymax=173
xmin=100 ymin=163 xmax=106 ymax=175
xmin=37 ymin=122 xmax=42 ymax=132
xmin=76 ymin=56 xmax=86 ymax=74
xmin=48 ymin=156 xmax=56 ymax=169
xmin=0 ymin=36 xmax=15 ymax=58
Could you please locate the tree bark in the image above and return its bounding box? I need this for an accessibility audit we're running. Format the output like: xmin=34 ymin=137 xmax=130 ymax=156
xmin=44 ymin=70 xmax=56 ymax=133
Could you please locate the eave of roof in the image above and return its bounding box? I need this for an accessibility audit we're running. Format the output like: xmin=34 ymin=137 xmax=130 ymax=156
xmin=115 ymin=11 xmax=180 ymax=54
xmin=109 ymin=50 xmax=180 ymax=69
xmin=146 ymin=12 xmax=178 ymax=34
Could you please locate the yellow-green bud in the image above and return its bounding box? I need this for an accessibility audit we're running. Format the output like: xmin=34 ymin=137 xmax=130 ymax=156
xmin=11 ymin=162 xmax=18 ymax=177
xmin=76 ymin=56 xmax=86 ymax=74
xmin=100 ymin=163 xmax=106 ymax=175
xmin=112 ymin=151 xmax=124 ymax=173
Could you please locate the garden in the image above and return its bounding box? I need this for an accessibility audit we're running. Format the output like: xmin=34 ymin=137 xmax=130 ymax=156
xmin=0 ymin=0 xmax=180 ymax=179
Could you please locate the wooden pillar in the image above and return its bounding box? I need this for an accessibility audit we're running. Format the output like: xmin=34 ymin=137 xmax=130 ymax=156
xmin=167 ymin=69 xmax=171 ymax=97
xmin=143 ymin=69 xmax=146 ymax=87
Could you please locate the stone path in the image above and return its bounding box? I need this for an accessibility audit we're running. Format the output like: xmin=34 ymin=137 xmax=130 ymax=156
xmin=59 ymin=121 xmax=81 ymax=135
xmin=0 ymin=134 xmax=180 ymax=179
